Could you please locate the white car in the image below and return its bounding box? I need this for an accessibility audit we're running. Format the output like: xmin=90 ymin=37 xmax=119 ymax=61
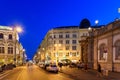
xmin=38 ymin=62 xmax=44 ymax=68
xmin=46 ymin=64 xmax=59 ymax=73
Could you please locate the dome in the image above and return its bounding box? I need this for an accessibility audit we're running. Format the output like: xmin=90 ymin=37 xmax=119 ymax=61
xmin=79 ymin=18 xmax=91 ymax=28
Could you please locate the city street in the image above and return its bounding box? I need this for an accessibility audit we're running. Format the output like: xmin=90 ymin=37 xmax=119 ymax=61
xmin=0 ymin=65 xmax=74 ymax=80
xmin=0 ymin=65 xmax=120 ymax=80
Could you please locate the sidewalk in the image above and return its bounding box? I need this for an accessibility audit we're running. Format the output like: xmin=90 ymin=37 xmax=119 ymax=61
xmin=60 ymin=66 xmax=120 ymax=80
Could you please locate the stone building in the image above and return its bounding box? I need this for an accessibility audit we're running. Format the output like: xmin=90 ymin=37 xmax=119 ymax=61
xmin=93 ymin=20 xmax=120 ymax=72
xmin=37 ymin=26 xmax=89 ymax=63
xmin=0 ymin=26 xmax=24 ymax=65
xmin=35 ymin=19 xmax=92 ymax=64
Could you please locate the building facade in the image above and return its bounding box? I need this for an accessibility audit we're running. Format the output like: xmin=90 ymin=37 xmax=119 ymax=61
xmin=37 ymin=26 xmax=89 ymax=63
xmin=0 ymin=26 xmax=24 ymax=65
xmin=93 ymin=20 xmax=120 ymax=72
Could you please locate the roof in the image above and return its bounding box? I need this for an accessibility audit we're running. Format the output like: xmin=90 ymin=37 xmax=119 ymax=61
xmin=53 ymin=26 xmax=79 ymax=29
xmin=0 ymin=26 xmax=12 ymax=30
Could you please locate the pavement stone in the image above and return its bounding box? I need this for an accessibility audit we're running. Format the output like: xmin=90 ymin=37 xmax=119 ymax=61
xmin=60 ymin=66 xmax=120 ymax=80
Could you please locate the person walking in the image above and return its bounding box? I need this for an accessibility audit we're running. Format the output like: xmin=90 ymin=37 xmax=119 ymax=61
xmin=58 ymin=62 xmax=63 ymax=71
xmin=97 ymin=64 xmax=102 ymax=77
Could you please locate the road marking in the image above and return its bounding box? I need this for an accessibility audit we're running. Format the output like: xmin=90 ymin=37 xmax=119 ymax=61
xmin=0 ymin=71 xmax=11 ymax=80
xmin=0 ymin=70 xmax=12 ymax=77
xmin=16 ymin=69 xmax=24 ymax=80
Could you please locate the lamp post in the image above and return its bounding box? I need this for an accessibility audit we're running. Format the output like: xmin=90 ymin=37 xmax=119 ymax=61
xmin=88 ymin=27 xmax=94 ymax=68
xmin=13 ymin=26 xmax=22 ymax=65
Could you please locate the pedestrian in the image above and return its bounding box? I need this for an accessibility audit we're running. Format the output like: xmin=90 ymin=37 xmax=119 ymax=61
xmin=77 ymin=62 xmax=80 ymax=69
xmin=27 ymin=62 xmax=33 ymax=71
xmin=58 ymin=62 xmax=63 ymax=71
xmin=97 ymin=64 xmax=102 ymax=77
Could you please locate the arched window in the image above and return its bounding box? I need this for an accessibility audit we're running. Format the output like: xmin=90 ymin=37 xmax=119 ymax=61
xmin=8 ymin=34 xmax=12 ymax=40
xmin=0 ymin=44 xmax=4 ymax=54
xmin=98 ymin=43 xmax=107 ymax=61
xmin=8 ymin=44 xmax=13 ymax=54
xmin=0 ymin=33 xmax=3 ymax=39
xmin=115 ymin=40 xmax=120 ymax=60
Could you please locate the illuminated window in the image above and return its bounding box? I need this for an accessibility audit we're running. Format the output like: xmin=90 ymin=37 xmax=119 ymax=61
xmin=66 ymin=53 xmax=69 ymax=56
xmin=59 ymin=53 xmax=63 ymax=56
xmin=54 ymin=53 xmax=56 ymax=57
xmin=66 ymin=46 xmax=69 ymax=50
xmin=72 ymin=52 xmax=76 ymax=56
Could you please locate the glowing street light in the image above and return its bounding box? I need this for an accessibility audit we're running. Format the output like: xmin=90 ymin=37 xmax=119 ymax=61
xmin=95 ymin=20 xmax=99 ymax=25
xmin=88 ymin=27 xmax=92 ymax=31
xmin=15 ymin=26 xmax=23 ymax=33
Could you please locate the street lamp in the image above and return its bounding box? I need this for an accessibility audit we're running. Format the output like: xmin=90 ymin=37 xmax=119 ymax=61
xmin=95 ymin=20 xmax=99 ymax=26
xmin=13 ymin=26 xmax=23 ymax=65
xmin=88 ymin=27 xmax=94 ymax=68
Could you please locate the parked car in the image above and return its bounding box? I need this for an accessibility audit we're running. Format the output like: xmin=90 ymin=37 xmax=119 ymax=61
xmin=46 ymin=64 xmax=59 ymax=73
xmin=38 ymin=62 xmax=44 ymax=68
xmin=69 ymin=62 xmax=77 ymax=68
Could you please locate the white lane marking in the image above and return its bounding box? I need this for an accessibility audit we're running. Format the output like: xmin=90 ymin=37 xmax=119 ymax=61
xmin=16 ymin=69 xmax=24 ymax=80
xmin=0 ymin=68 xmax=22 ymax=80
xmin=0 ymin=70 xmax=12 ymax=77
xmin=0 ymin=72 xmax=11 ymax=80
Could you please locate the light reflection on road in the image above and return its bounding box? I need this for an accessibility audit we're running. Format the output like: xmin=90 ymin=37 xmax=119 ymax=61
xmin=0 ymin=65 xmax=74 ymax=80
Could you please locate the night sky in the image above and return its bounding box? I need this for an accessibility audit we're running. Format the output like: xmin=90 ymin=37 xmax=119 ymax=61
xmin=0 ymin=0 xmax=119 ymax=59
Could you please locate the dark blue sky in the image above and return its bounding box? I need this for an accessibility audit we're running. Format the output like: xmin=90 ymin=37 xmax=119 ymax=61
xmin=0 ymin=0 xmax=119 ymax=59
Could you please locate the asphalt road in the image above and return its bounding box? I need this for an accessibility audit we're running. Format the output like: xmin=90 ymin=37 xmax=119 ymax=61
xmin=0 ymin=65 xmax=74 ymax=80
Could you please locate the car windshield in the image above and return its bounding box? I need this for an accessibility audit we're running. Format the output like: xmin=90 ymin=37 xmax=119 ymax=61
xmin=51 ymin=65 xmax=57 ymax=67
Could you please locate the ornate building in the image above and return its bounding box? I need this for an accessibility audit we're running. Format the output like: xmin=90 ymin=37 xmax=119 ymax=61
xmin=0 ymin=26 xmax=24 ymax=65
xmin=93 ymin=20 xmax=120 ymax=72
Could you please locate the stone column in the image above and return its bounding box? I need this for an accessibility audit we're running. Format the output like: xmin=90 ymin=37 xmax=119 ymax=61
xmin=107 ymin=33 xmax=113 ymax=71
xmin=94 ymin=38 xmax=98 ymax=69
